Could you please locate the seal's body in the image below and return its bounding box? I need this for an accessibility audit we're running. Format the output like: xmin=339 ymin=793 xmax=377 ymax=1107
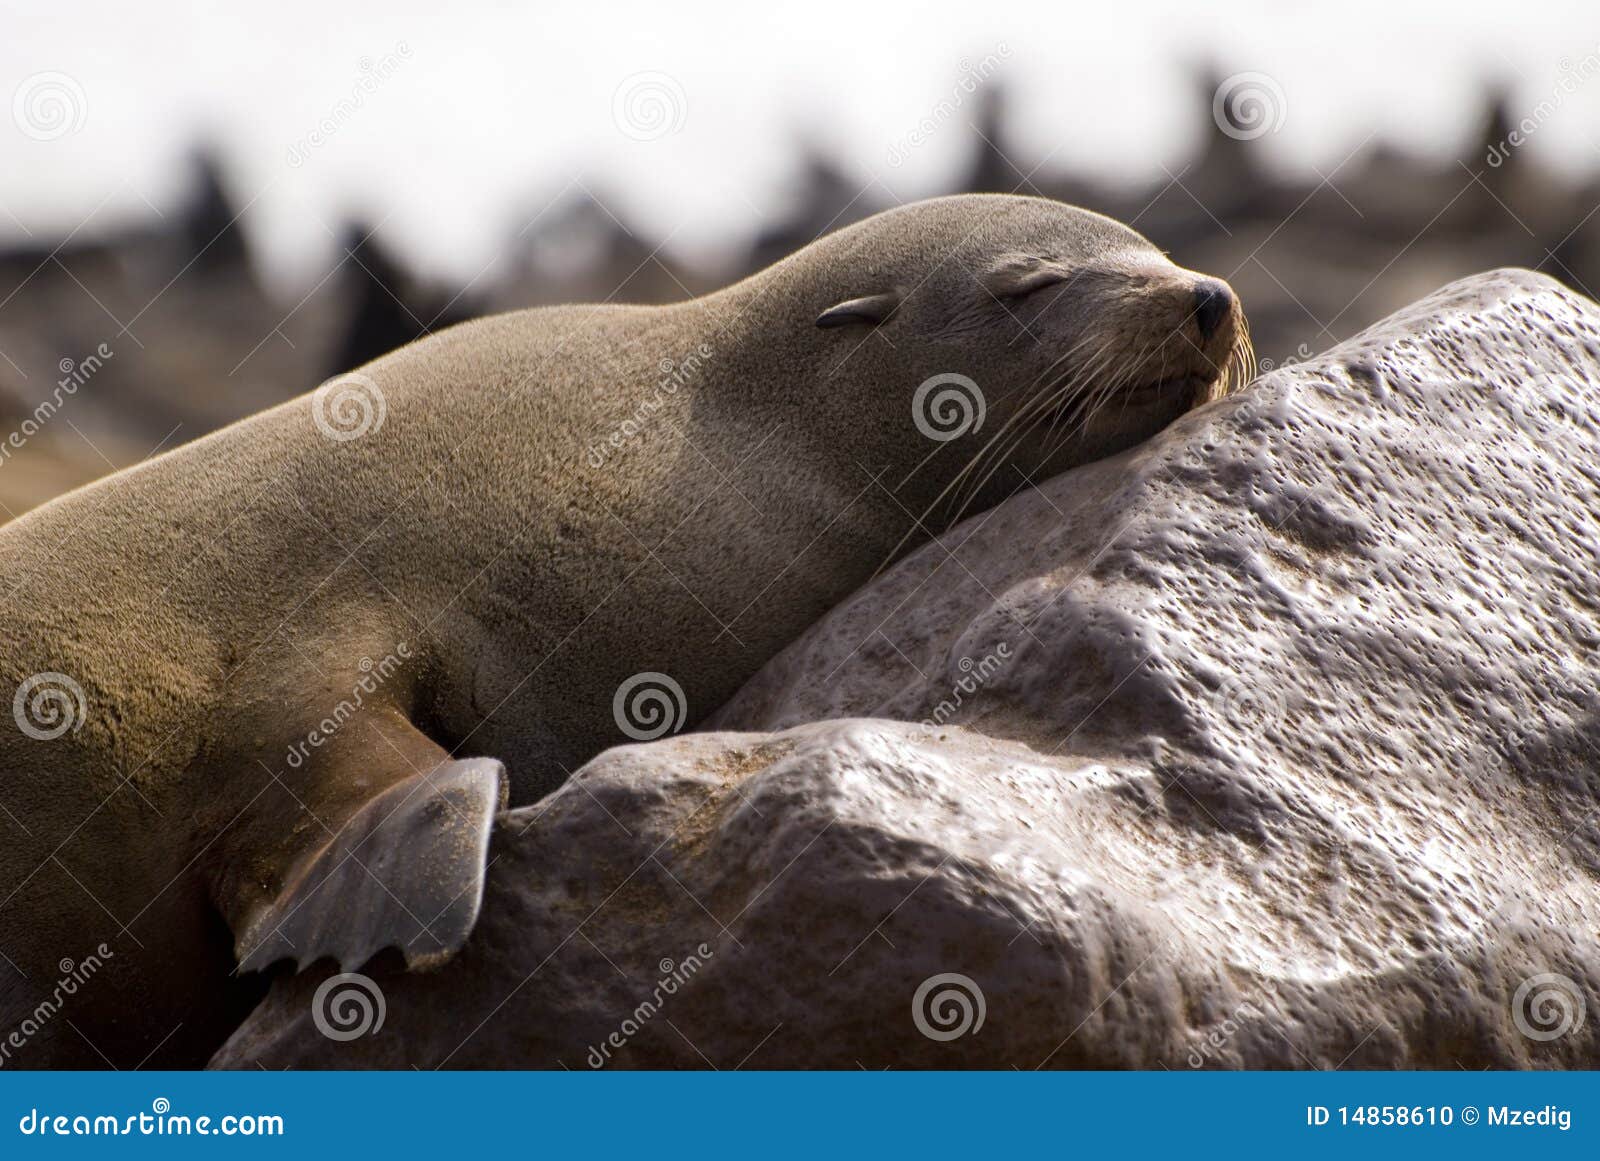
xmin=0 ymin=195 xmax=1246 ymax=1065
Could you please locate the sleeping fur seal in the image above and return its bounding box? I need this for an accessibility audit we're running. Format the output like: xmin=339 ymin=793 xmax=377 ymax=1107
xmin=0 ymin=193 xmax=1248 ymax=1065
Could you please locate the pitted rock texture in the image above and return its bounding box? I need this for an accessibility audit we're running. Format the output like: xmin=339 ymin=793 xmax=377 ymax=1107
xmin=214 ymin=270 xmax=1600 ymax=1068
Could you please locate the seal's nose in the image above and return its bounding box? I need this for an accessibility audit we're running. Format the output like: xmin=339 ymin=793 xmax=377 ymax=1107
xmin=1192 ymin=280 xmax=1234 ymax=342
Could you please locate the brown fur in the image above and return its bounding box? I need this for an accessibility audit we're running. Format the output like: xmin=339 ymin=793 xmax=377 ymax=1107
xmin=0 ymin=194 xmax=1243 ymax=1065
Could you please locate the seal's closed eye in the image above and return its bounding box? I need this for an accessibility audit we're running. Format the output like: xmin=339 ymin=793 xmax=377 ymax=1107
xmin=983 ymin=254 xmax=1070 ymax=299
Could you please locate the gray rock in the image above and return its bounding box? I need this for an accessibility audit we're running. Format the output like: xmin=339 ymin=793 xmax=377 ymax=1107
xmin=213 ymin=269 xmax=1600 ymax=1068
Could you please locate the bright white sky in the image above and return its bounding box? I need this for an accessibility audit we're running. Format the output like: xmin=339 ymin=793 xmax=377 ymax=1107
xmin=4 ymin=1 xmax=1599 ymax=287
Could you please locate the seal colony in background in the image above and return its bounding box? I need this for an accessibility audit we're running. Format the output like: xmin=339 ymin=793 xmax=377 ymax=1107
xmin=0 ymin=194 xmax=1250 ymax=1065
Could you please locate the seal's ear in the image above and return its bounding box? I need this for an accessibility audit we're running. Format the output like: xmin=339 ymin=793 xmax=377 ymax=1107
xmin=815 ymin=291 xmax=901 ymax=329
xmin=231 ymin=724 xmax=506 ymax=976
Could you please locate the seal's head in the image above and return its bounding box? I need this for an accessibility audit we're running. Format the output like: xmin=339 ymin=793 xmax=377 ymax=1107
xmin=788 ymin=194 xmax=1252 ymax=525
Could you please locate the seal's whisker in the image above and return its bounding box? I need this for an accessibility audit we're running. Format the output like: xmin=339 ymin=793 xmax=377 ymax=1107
xmin=1025 ymin=339 xmax=1117 ymax=440
xmin=1049 ymin=344 xmax=1128 ymax=456
xmin=1102 ymin=342 xmax=1162 ymax=436
xmin=1039 ymin=358 xmax=1121 ymax=467
xmin=1036 ymin=374 xmax=1126 ymax=473
xmin=1060 ymin=353 xmax=1147 ymax=456
xmin=933 ymin=335 xmax=1101 ymax=520
xmin=1214 ymin=314 xmax=1255 ymax=399
xmin=952 ymin=341 xmax=1117 ymax=520
xmin=962 ymin=349 xmax=1104 ymax=505
xmin=879 ymin=336 xmax=1106 ymax=573
xmin=891 ymin=333 xmax=1096 ymax=498
xmin=1039 ymin=340 xmax=1116 ymax=444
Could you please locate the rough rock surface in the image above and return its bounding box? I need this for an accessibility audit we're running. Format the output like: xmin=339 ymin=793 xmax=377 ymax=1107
xmin=214 ymin=270 xmax=1600 ymax=1068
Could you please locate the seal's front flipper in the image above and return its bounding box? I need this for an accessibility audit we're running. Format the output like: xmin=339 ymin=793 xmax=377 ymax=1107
xmin=235 ymin=755 xmax=505 ymax=975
